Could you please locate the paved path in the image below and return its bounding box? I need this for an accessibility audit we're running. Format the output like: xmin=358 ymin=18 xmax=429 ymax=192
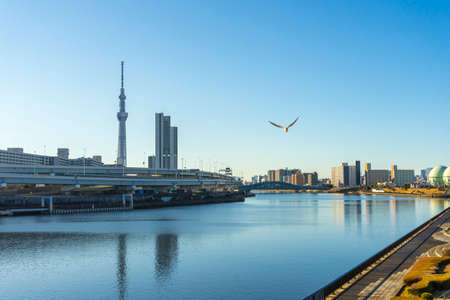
xmin=332 ymin=208 xmax=450 ymax=300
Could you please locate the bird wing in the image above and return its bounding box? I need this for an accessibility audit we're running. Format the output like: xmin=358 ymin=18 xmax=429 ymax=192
xmin=286 ymin=116 xmax=300 ymax=129
xmin=269 ymin=121 xmax=284 ymax=129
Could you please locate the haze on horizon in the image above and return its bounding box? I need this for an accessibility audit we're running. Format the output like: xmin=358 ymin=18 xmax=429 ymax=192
xmin=0 ymin=0 xmax=448 ymax=179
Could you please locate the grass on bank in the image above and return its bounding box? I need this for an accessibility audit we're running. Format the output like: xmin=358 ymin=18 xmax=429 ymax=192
xmin=392 ymin=256 xmax=450 ymax=299
xmin=383 ymin=187 xmax=445 ymax=195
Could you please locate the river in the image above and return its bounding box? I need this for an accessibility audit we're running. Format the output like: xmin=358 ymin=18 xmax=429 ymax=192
xmin=0 ymin=193 xmax=448 ymax=300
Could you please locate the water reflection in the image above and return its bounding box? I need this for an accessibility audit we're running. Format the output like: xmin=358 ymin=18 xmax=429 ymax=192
xmin=0 ymin=195 xmax=448 ymax=300
xmin=332 ymin=197 xmax=422 ymax=235
xmin=342 ymin=199 xmax=362 ymax=233
xmin=365 ymin=199 xmax=373 ymax=226
xmin=117 ymin=234 xmax=127 ymax=300
xmin=155 ymin=234 xmax=178 ymax=281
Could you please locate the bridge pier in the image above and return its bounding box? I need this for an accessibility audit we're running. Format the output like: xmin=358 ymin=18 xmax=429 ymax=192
xmin=122 ymin=194 xmax=133 ymax=209
xmin=40 ymin=196 xmax=53 ymax=213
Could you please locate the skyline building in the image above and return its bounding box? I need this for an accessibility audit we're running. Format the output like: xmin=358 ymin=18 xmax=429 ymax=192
xmin=92 ymin=155 xmax=102 ymax=163
xmin=116 ymin=61 xmax=128 ymax=167
xmin=267 ymin=170 xmax=276 ymax=181
xmin=152 ymin=113 xmax=178 ymax=170
xmin=291 ymin=171 xmax=304 ymax=185
xmin=391 ymin=165 xmax=415 ymax=186
xmin=331 ymin=161 xmax=361 ymax=187
xmin=364 ymin=163 xmax=372 ymax=186
xmin=355 ymin=160 xmax=361 ymax=186
xmin=57 ymin=148 xmax=69 ymax=160
xmin=304 ymin=172 xmax=319 ymax=185
xmin=366 ymin=169 xmax=390 ymax=186
xmin=420 ymin=167 xmax=433 ymax=180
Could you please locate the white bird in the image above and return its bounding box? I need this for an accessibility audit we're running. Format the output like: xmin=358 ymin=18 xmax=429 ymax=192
xmin=269 ymin=117 xmax=300 ymax=133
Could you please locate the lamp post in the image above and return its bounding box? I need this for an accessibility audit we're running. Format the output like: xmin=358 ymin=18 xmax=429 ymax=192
xmin=181 ymin=158 xmax=184 ymax=179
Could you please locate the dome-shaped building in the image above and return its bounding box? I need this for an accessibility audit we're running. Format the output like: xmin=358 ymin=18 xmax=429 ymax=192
xmin=444 ymin=167 xmax=450 ymax=186
xmin=428 ymin=166 xmax=447 ymax=186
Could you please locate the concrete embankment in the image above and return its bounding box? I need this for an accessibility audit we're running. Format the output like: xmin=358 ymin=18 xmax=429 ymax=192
xmin=0 ymin=191 xmax=246 ymax=216
xmin=303 ymin=207 xmax=450 ymax=300
xmin=133 ymin=191 xmax=245 ymax=209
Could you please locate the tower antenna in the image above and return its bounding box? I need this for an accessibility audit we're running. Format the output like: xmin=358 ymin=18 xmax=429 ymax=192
xmin=121 ymin=61 xmax=124 ymax=88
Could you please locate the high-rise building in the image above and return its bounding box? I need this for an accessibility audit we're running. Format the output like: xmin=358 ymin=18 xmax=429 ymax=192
xmin=274 ymin=169 xmax=287 ymax=182
xmin=291 ymin=171 xmax=304 ymax=185
xmin=57 ymin=148 xmax=69 ymax=160
xmin=391 ymin=165 xmax=415 ymax=186
xmin=148 ymin=156 xmax=156 ymax=169
xmin=267 ymin=170 xmax=276 ymax=182
xmin=154 ymin=113 xmax=178 ymax=170
xmin=355 ymin=160 xmax=361 ymax=186
xmin=391 ymin=164 xmax=397 ymax=182
xmin=331 ymin=162 xmax=360 ymax=187
xmin=331 ymin=163 xmax=348 ymax=187
xmin=170 ymin=127 xmax=178 ymax=170
xmin=364 ymin=163 xmax=372 ymax=186
xmin=116 ymin=61 xmax=128 ymax=167
xmin=303 ymin=172 xmax=318 ymax=185
xmin=366 ymin=169 xmax=389 ymax=186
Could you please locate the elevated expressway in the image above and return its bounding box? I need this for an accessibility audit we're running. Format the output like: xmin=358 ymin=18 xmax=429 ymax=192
xmin=0 ymin=164 xmax=240 ymax=189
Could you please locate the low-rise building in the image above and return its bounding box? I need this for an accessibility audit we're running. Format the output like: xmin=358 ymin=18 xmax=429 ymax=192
xmin=0 ymin=148 xmax=104 ymax=167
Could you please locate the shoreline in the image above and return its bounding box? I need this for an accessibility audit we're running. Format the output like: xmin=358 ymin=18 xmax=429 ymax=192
xmin=252 ymin=190 xmax=449 ymax=199
xmin=353 ymin=191 xmax=449 ymax=199
xmin=0 ymin=191 xmax=246 ymax=216
xmin=303 ymin=207 xmax=450 ymax=300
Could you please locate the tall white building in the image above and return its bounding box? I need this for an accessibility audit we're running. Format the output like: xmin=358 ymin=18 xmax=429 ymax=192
xmin=153 ymin=113 xmax=178 ymax=170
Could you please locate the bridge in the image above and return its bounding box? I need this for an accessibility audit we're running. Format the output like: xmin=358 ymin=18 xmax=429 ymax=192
xmin=0 ymin=164 xmax=231 ymax=179
xmin=0 ymin=164 xmax=240 ymax=189
xmin=239 ymin=181 xmax=330 ymax=191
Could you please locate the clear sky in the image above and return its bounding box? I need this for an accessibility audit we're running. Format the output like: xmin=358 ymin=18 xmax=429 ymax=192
xmin=0 ymin=0 xmax=449 ymax=179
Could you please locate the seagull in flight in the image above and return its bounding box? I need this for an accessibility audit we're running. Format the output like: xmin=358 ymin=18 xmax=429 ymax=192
xmin=269 ymin=116 xmax=300 ymax=133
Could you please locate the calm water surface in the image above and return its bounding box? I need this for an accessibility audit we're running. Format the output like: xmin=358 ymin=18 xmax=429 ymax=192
xmin=0 ymin=193 xmax=449 ymax=300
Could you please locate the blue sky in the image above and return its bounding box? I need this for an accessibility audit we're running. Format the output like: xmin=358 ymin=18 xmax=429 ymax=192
xmin=0 ymin=0 xmax=448 ymax=179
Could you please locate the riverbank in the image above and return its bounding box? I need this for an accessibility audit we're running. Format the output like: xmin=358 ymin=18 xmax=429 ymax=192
xmin=250 ymin=189 xmax=449 ymax=199
xmin=0 ymin=190 xmax=246 ymax=216
xmin=304 ymin=207 xmax=450 ymax=300
xmin=357 ymin=191 xmax=449 ymax=198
